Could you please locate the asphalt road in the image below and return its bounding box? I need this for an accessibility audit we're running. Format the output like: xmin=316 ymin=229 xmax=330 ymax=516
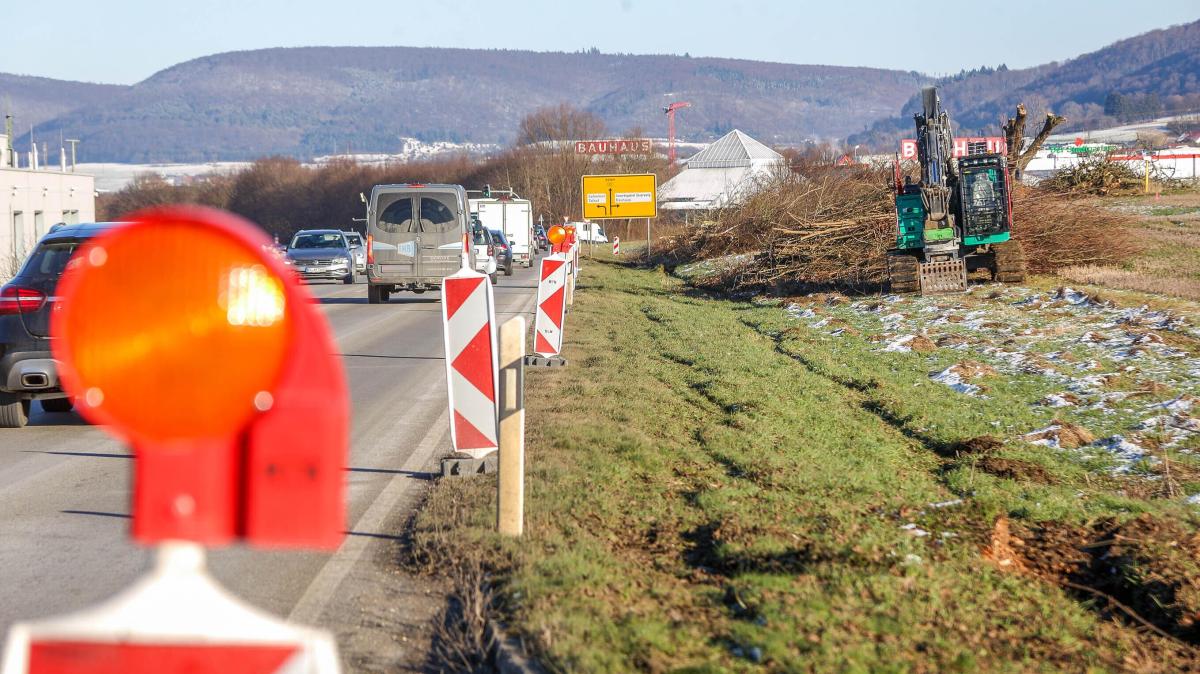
xmin=0 ymin=261 xmax=541 ymax=669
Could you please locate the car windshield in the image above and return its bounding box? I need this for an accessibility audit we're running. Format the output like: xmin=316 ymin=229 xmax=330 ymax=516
xmin=20 ymin=240 xmax=87 ymax=283
xmin=344 ymin=233 xmax=363 ymax=247
xmin=490 ymin=231 xmax=506 ymax=245
xmin=292 ymin=233 xmax=345 ymax=249
xmin=471 ymin=226 xmax=490 ymax=245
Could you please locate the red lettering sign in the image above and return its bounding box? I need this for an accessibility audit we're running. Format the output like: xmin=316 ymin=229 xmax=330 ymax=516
xmin=574 ymin=139 xmax=653 ymax=155
xmin=900 ymin=137 xmax=1007 ymax=160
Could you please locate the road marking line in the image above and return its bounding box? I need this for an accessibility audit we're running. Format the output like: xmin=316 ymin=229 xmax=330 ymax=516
xmin=287 ymin=407 xmax=449 ymax=624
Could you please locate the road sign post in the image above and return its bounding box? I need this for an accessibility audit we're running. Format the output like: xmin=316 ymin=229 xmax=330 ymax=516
xmin=496 ymin=317 xmax=525 ymax=537
xmin=3 ymin=206 xmax=348 ymax=673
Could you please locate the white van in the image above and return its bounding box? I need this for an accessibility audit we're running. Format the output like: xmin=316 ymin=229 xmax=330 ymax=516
xmin=572 ymin=221 xmax=609 ymax=243
xmin=470 ymin=194 xmax=535 ymax=268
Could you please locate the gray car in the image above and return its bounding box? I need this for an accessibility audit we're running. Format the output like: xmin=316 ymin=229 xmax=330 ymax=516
xmin=286 ymin=230 xmax=357 ymax=284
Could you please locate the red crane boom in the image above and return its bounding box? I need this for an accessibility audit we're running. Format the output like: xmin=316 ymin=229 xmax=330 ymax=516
xmin=663 ymin=101 xmax=692 ymax=163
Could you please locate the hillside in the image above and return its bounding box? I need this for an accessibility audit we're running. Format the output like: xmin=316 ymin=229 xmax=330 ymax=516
xmin=850 ymin=19 xmax=1200 ymax=148
xmin=7 ymin=47 xmax=929 ymax=162
xmin=6 ymin=19 xmax=1200 ymax=162
xmin=0 ymin=73 xmax=126 ymax=133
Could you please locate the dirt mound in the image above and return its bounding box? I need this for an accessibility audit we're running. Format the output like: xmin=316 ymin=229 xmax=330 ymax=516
xmin=908 ymin=334 xmax=937 ymax=353
xmin=949 ymin=360 xmax=997 ymax=379
xmin=978 ymin=457 xmax=1058 ymax=484
xmin=1025 ymin=420 xmax=1096 ymax=449
xmin=1002 ymin=515 xmax=1200 ymax=647
xmin=952 ymin=435 xmax=1004 ymax=454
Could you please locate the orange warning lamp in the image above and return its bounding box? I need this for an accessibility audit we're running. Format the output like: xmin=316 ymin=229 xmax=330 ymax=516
xmin=547 ymin=225 xmax=566 ymax=245
xmin=52 ymin=206 xmax=348 ymax=549
xmin=55 ymin=219 xmax=291 ymax=443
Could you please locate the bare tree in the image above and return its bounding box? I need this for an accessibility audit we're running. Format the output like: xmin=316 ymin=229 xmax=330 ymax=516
xmin=515 ymin=103 xmax=606 ymax=146
xmin=1003 ymin=103 xmax=1066 ymax=173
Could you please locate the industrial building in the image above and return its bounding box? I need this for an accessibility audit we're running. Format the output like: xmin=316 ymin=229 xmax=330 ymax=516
xmin=0 ymin=127 xmax=95 ymax=272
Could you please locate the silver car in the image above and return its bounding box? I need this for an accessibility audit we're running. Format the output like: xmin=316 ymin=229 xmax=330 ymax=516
xmin=286 ymin=230 xmax=357 ymax=284
xmin=343 ymin=230 xmax=367 ymax=273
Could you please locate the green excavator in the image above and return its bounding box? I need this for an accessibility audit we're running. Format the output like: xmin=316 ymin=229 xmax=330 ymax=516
xmin=887 ymin=86 xmax=1026 ymax=294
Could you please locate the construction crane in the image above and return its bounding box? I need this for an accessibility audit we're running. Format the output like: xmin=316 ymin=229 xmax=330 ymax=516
xmin=663 ymin=101 xmax=691 ymax=163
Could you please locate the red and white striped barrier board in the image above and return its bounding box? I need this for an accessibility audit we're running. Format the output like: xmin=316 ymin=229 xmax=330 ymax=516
xmin=441 ymin=267 xmax=500 ymax=460
xmin=613 ymin=237 xmax=620 ymax=255
xmin=533 ymin=254 xmax=568 ymax=358
xmin=2 ymin=544 xmax=339 ymax=674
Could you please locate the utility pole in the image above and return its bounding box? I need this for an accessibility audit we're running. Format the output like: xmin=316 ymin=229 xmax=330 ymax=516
xmin=65 ymin=139 xmax=80 ymax=171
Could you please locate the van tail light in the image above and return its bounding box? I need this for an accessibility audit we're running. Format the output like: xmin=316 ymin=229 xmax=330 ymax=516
xmin=0 ymin=286 xmax=46 ymax=315
xmin=366 ymin=235 xmax=374 ymax=265
xmin=487 ymin=243 xmax=495 ymax=257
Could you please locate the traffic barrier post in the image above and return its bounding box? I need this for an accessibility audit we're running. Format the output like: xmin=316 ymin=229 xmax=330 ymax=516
xmin=497 ymin=317 xmax=525 ymax=537
xmin=613 ymin=237 xmax=620 ymax=255
xmin=2 ymin=206 xmax=348 ymax=674
xmin=440 ymin=263 xmax=501 ymax=477
xmin=526 ymin=254 xmax=568 ymax=367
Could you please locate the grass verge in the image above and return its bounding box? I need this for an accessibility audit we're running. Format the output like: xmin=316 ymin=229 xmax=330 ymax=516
xmin=406 ymin=256 xmax=1200 ymax=672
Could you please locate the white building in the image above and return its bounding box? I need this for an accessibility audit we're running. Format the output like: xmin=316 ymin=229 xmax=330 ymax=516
xmin=0 ymin=134 xmax=96 ymax=265
xmin=658 ymin=130 xmax=786 ymax=211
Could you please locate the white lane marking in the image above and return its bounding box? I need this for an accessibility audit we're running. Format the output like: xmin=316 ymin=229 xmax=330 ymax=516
xmin=287 ymin=407 xmax=449 ymax=624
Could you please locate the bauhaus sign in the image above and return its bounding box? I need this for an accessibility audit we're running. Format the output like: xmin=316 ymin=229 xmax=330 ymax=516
xmin=574 ymin=139 xmax=653 ymax=155
xmin=900 ymin=137 xmax=1007 ymax=160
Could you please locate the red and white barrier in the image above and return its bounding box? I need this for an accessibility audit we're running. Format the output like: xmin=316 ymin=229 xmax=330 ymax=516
xmin=613 ymin=237 xmax=620 ymax=255
xmin=532 ymin=254 xmax=568 ymax=359
xmin=2 ymin=544 xmax=339 ymax=674
xmin=441 ymin=267 xmax=500 ymax=460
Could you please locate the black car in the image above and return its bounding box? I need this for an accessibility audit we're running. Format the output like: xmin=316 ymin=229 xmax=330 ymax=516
xmin=534 ymin=224 xmax=549 ymax=251
xmin=0 ymin=222 xmax=118 ymax=427
xmin=490 ymin=229 xmax=514 ymax=276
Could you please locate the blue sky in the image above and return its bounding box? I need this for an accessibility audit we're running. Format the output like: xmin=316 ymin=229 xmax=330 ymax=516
xmin=8 ymin=0 xmax=1199 ymax=84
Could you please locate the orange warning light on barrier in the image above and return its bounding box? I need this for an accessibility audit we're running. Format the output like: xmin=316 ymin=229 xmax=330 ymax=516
xmin=547 ymin=225 xmax=566 ymax=245
xmin=55 ymin=220 xmax=292 ymax=443
xmin=51 ymin=206 xmax=348 ymax=549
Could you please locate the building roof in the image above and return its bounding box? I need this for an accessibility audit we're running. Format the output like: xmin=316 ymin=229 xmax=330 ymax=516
xmin=659 ymin=130 xmax=785 ymax=210
xmin=684 ymin=130 xmax=783 ymax=169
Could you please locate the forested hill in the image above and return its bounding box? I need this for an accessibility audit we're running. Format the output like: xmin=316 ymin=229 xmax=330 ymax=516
xmin=5 ymin=47 xmax=928 ymax=162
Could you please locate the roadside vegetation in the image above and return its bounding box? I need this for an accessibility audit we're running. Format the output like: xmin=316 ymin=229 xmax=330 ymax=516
xmin=408 ymin=253 xmax=1200 ymax=672
xmin=97 ymin=104 xmax=674 ymax=243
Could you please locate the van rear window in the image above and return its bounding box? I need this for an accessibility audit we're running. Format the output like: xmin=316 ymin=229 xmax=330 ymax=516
xmin=419 ymin=197 xmax=457 ymax=233
xmin=378 ymin=197 xmax=415 ymax=233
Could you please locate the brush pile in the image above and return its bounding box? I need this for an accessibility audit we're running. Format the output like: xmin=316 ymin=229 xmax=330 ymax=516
xmin=668 ymin=165 xmax=895 ymax=289
xmin=669 ymin=164 xmax=1137 ymax=290
xmin=1010 ymin=185 xmax=1139 ymax=274
xmin=1039 ymin=157 xmax=1143 ymax=195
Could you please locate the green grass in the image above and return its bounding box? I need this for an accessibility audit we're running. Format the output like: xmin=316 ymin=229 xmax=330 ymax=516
xmin=409 ymin=258 xmax=1200 ymax=672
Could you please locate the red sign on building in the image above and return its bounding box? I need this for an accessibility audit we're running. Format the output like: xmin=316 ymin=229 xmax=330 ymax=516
xmin=574 ymin=139 xmax=653 ymax=155
xmin=900 ymin=137 xmax=1007 ymax=160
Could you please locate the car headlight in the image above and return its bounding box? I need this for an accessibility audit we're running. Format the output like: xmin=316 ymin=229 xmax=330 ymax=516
xmin=283 ymin=258 xmax=295 ymax=265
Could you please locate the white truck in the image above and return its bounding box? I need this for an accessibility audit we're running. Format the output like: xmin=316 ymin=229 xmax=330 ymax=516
xmin=571 ymin=221 xmax=609 ymax=243
xmin=470 ymin=193 xmax=535 ymax=268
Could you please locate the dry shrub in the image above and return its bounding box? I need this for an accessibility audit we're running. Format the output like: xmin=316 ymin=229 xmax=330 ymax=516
xmin=667 ymin=164 xmax=1137 ymax=290
xmin=1010 ymin=185 xmax=1140 ymax=273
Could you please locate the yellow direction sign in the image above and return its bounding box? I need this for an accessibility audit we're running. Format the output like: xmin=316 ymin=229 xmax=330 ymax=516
xmin=581 ymin=173 xmax=657 ymax=220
